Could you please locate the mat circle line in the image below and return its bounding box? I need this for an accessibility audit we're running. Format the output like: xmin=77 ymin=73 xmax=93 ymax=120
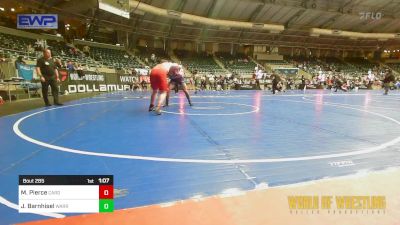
xmin=12 ymin=97 xmax=400 ymax=164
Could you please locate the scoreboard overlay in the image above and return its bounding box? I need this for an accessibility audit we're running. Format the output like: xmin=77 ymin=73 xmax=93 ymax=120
xmin=18 ymin=175 xmax=114 ymax=213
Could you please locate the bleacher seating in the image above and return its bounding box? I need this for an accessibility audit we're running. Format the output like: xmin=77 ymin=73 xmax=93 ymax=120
xmin=175 ymin=50 xmax=225 ymax=75
xmin=322 ymin=57 xmax=355 ymax=73
xmin=216 ymin=52 xmax=256 ymax=76
xmin=137 ymin=46 xmax=169 ymax=68
xmin=286 ymin=56 xmax=367 ymax=77
xmin=48 ymin=40 xmax=98 ymax=68
xmin=0 ymin=28 xmax=397 ymax=87
xmin=89 ymin=46 xmax=142 ymax=69
xmin=0 ymin=30 xmax=147 ymax=71
xmin=345 ymin=57 xmax=378 ymax=73
xmin=285 ymin=56 xmax=322 ymax=75
xmin=387 ymin=63 xmax=400 ymax=73
xmin=0 ymin=33 xmax=36 ymax=59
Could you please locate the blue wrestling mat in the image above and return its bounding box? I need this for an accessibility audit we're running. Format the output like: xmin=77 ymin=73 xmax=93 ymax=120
xmin=1 ymin=90 xmax=400 ymax=224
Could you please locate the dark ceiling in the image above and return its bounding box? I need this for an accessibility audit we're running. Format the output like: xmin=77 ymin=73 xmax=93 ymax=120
xmin=1 ymin=0 xmax=400 ymax=50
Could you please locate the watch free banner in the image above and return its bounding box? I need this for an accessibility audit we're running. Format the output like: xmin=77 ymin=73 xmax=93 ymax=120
xmin=59 ymin=70 xmax=137 ymax=93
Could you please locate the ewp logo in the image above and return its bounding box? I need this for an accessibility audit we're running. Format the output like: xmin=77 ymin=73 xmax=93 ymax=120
xmin=17 ymin=14 xmax=58 ymax=29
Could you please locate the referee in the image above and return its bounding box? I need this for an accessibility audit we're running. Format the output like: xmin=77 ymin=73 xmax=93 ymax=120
xmin=36 ymin=49 xmax=63 ymax=106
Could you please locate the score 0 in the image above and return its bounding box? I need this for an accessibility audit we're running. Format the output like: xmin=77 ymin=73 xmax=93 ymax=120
xmin=99 ymin=185 xmax=113 ymax=199
xmin=99 ymin=184 xmax=114 ymax=213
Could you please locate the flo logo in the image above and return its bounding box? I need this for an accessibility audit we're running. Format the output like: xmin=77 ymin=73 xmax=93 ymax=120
xmin=17 ymin=14 xmax=58 ymax=29
xmin=359 ymin=12 xmax=383 ymax=20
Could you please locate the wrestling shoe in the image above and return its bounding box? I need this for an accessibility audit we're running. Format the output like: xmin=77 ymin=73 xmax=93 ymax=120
xmin=155 ymin=108 xmax=162 ymax=115
xmin=148 ymin=104 xmax=155 ymax=111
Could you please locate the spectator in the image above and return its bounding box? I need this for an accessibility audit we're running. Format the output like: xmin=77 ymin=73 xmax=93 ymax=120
xmin=15 ymin=56 xmax=26 ymax=78
xmin=76 ymin=63 xmax=84 ymax=77
xmin=34 ymin=39 xmax=44 ymax=51
xmin=27 ymin=44 xmax=34 ymax=55
xmin=15 ymin=56 xmax=26 ymax=69
xmin=254 ymin=67 xmax=263 ymax=90
xmin=66 ymin=61 xmax=75 ymax=72
xmin=83 ymin=45 xmax=90 ymax=57
xmin=54 ymin=58 xmax=63 ymax=69
xmin=300 ymin=75 xmax=306 ymax=89
xmin=367 ymin=71 xmax=375 ymax=88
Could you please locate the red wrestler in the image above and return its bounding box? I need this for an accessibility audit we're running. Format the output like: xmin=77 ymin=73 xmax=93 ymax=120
xmin=148 ymin=60 xmax=180 ymax=115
